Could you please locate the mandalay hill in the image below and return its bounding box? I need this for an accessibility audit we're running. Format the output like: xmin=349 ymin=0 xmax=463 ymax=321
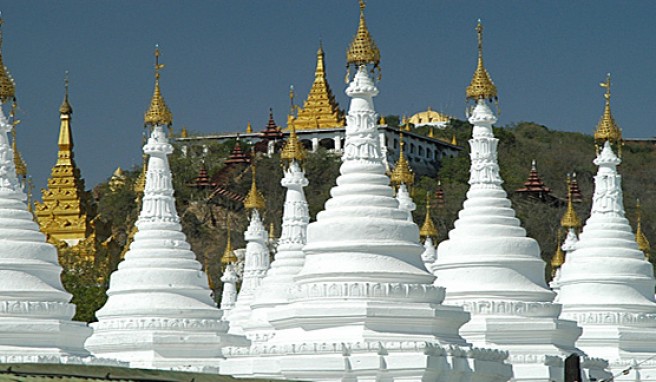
xmin=0 ymin=2 xmax=654 ymax=382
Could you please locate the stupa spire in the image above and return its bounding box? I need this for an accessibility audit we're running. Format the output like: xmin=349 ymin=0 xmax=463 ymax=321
xmin=220 ymin=219 xmax=237 ymax=269
xmin=86 ymin=56 xmax=247 ymax=367
xmin=466 ymin=20 xmax=497 ymax=103
xmin=280 ymin=117 xmax=306 ymax=166
xmin=635 ymin=199 xmax=650 ymax=259
xmin=561 ymin=184 xmax=582 ymax=232
xmin=292 ymin=43 xmax=345 ymax=130
xmin=420 ymin=193 xmax=438 ymax=242
xmin=551 ymin=230 xmax=565 ymax=278
xmin=220 ymin=263 xmax=239 ymax=311
xmin=243 ymin=158 xmax=266 ymax=211
xmin=390 ymin=131 xmax=414 ymax=189
xmin=143 ymin=45 xmax=172 ymax=127
xmin=345 ymin=0 xmax=381 ymax=82
xmin=594 ymin=73 xmax=622 ymax=151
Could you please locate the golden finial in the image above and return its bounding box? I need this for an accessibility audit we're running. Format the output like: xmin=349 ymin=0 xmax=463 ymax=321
xmin=560 ymin=182 xmax=581 ymax=231
xmin=420 ymin=193 xmax=438 ymax=241
xmin=281 ymin=117 xmax=306 ymax=166
xmin=144 ymin=45 xmax=173 ymax=127
xmin=636 ymin=199 xmax=651 ymax=259
xmin=466 ymin=20 xmax=498 ymax=102
xmin=390 ymin=132 xmax=414 ymax=188
xmin=0 ymin=16 xmax=16 ymax=103
xmin=246 ymin=121 xmax=252 ymax=134
xmin=379 ymin=116 xmax=386 ymax=125
xmin=402 ymin=115 xmax=412 ymax=131
xmin=551 ymin=230 xmax=565 ymax=277
xmin=346 ymin=0 xmax=381 ymax=82
xmin=428 ymin=126 xmax=435 ymax=138
xmin=180 ymin=126 xmax=188 ymax=138
xmin=451 ymin=133 xmax=458 ymax=146
xmin=243 ymin=157 xmax=266 ymax=211
xmin=220 ymin=219 xmax=238 ymax=268
xmin=59 ymin=71 xmax=72 ymax=114
xmin=594 ymin=73 xmax=622 ymax=149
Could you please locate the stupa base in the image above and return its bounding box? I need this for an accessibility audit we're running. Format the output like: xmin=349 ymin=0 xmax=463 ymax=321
xmin=0 ymin=317 xmax=92 ymax=358
xmin=86 ymin=323 xmax=249 ymax=370
xmin=222 ymin=340 xmax=512 ymax=382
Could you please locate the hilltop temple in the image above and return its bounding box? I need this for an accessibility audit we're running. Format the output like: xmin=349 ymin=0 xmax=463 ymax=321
xmin=34 ymin=79 xmax=95 ymax=249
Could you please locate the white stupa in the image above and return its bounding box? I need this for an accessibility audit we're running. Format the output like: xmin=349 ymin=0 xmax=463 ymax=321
xmin=555 ymin=76 xmax=656 ymax=381
xmin=239 ymin=125 xmax=310 ymax=343
xmin=432 ymin=21 xmax=608 ymax=382
xmin=0 ymin=21 xmax=92 ymax=361
xmin=222 ymin=5 xmax=512 ymax=381
xmin=226 ymin=164 xmax=270 ymax=336
xmin=85 ymin=48 xmax=247 ymax=369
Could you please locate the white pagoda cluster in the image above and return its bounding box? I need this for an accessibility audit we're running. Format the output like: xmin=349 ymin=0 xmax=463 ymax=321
xmin=222 ymin=64 xmax=511 ymax=382
xmin=555 ymin=85 xmax=656 ymax=380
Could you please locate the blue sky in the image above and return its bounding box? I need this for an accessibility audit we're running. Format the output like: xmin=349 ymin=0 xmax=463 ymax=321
xmin=1 ymin=1 xmax=655 ymax=193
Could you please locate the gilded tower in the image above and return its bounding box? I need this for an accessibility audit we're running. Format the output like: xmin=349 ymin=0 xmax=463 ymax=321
xmin=35 ymin=77 xmax=93 ymax=246
xmin=289 ymin=43 xmax=345 ymax=130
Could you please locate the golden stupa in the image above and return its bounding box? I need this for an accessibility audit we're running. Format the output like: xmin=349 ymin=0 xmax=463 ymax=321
xmin=34 ymin=76 xmax=94 ymax=248
xmin=291 ymin=43 xmax=345 ymax=130
xmin=390 ymin=130 xmax=414 ymax=189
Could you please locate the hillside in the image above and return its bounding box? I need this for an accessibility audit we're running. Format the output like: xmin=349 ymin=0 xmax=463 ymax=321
xmin=66 ymin=121 xmax=655 ymax=322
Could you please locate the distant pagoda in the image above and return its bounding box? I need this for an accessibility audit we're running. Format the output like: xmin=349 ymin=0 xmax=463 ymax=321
xmin=290 ymin=43 xmax=345 ymax=130
xmin=35 ymin=75 xmax=94 ymax=247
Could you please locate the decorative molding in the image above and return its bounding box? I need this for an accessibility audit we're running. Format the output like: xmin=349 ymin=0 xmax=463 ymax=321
xmin=453 ymin=300 xmax=561 ymax=317
xmin=92 ymin=317 xmax=228 ymax=331
xmin=563 ymin=311 xmax=656 ymax=326
xmin=0 ymin=300 xmax=74 ymax=318
xmin=289 ymin=281 xmax=445 ymax=302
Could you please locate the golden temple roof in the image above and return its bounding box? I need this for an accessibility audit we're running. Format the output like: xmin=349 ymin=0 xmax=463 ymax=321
xmin=0 ymin=18 xmax=16 ymax=103
xmin=281 ymin=118 xmax=306 ymax=165
xmin=390 ymin=131 xmax=414 ymax=188
xmin=551 ymin=230 xmax=565 ymax=277
xmin=243 ymin=160 xmax=266 ymax=211
xmin=409 ymin=107 xmax=451 ymax=126
xmin=420 ymin=193 xmax=438 ymax=240
xmin=292 ymin=43 xmax=345 ymax=130
xmin=636 ymin=199 xmax=650 ymax=258
xmin=594 ymin=74 xmax=622 ymax=145
xmin=221 ymin=220 xmax=238 ymax=266
xmin=560 ymin=187 xmax=581 ymax=231
xmin=144 ymin=46 xmax=173 ymax=127
xmin=346 ymin=0 xmax=381 ymax=78
xmin=466 ymin=20 xmax=497 ymax=101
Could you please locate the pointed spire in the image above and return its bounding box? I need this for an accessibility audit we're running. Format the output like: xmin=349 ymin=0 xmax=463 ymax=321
xmin=428 ymin=126 xmax=435 ymax=138
xmin=346 ymin=0 xmax=381 ymax=81
xmin=293 ymin=43 xmax=345 ymax=130
xmin=221 ymin=219 xmax=237 ymax=268
xmin=243 ymin=158 xmax=266 ymax=211
xmin=109 ymin=167 xmax=126 ymax=192
xmin=144 ymin=45 xmax=173 ymax=127
xmin=594 ymin=73 xmax=622 ymax=149
xmin=180 ymin=126 xmax=188 ymax=138
xmin=390 ymin=132 xmax=414 ymax=188
xmin=11 ymin=126 xmax=26 ymax=178
xmin=515 ymin=160 xmax=552 ymax=198
xmin=59 ymin=72 xmax=72 ymax=115
xmin=466 ymin=20 xmax=498 ymax=102
xmin=561 ymin=180 xmax=581 ymax=231
xmin=0 ymin=17 xmax=16 ymax=103
xmin=246 ymin=121 xmax=252 ymax=133
xmin=420 ymin=193 xmax=438 ymax=241
xmin=434 ymin=180 xmax=446 ymax=207
xmin=269 ymin=222 xmax=276 ymax=241
xmin=451 ymin=132 xmax=458 ymax=145
xmin=635 ymin=199 xmax=650 ymax=259
xmin=281 ymin=117 xmax=306 ymax=166
xmin=551 ymin=230 xmax=565 ymax=278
